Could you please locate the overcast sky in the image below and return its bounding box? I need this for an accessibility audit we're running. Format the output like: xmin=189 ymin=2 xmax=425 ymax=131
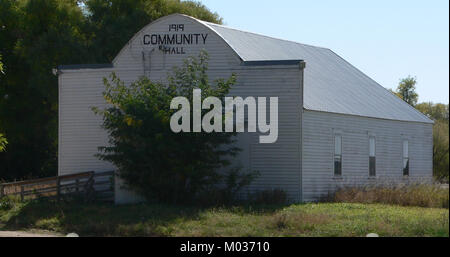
xmin=198 ymin=0 xmax=449 ymax=104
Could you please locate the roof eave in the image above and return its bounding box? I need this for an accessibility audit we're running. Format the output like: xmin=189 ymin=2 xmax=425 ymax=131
xmin=242 ymin=59 xmax=305 ymax=68
xmin=303 ymin=107 xmax=435 ymax=124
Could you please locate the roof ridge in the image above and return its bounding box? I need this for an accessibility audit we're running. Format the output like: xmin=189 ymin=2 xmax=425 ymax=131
xmin=200 ymin=20 xmax=330 ymax=51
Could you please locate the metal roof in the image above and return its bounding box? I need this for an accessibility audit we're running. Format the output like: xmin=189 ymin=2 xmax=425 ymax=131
xmin=201 ymin=20 xmax=433 ymax=124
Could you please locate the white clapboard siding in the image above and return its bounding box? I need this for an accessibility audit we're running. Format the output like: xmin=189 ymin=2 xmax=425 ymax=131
xmin=301 ymin=110 xmax=433 ymax=202
xmin=234 ymin=67 xmax=303 ymax=202
xmin=113 ymin=14 xmax=241 ymax=72
xmin=59 ymin=68 xmax=143 ymax=175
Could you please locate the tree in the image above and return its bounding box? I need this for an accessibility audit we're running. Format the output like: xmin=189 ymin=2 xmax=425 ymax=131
xmin=0 ymin=135 xmax=6 ymax=152
xmin=415 ymin=102 xmax=449 ymax=121
xmin=0 ymin=55 xmax=5 ymax=152
xmin=432 ymin=120 xmax=449 ymax=182
xmin=0 ymin=55 xmax=6 ymax=152
xmin=416 ymin=102 xmax=449 ymax=182
xmin=94 ymin=52 xmax=256 ymax=204
xmin=0 ymin=0 xmax=222 ymax=180
xmin=0 ymin=54 xmax=4 ymax=74
xmin=83 ymin=0 xmax=222 ymax=63
xmin=394 ymin=76 xmax=419 ymax=106
xmin=0 ymin=0 xmax=89 ymax=180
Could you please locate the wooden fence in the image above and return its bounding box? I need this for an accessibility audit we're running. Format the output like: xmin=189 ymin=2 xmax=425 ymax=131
xmin=0 ymin=171 xmax=114 ymax=202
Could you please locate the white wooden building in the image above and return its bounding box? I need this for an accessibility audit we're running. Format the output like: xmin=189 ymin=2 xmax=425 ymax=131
xmin=57 ymin=14 xmax=433 ymax=204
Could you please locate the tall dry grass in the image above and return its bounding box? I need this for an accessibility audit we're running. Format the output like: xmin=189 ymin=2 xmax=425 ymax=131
xmin=326 ymin=184 xmax=449 ymax=209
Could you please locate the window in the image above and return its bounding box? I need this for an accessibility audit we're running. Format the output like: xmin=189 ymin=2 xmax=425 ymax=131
xmin=334 ymin=134 xmax=342 ymax=176
xmin=402 ymin=140 xmax=409 ymax=176
xmin=369 ymin=136 xmax=376 ymax=177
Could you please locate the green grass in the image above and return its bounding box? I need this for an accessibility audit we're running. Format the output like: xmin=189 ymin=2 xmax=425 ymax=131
xmin=0 ymin=199 xmax=448 ymax=237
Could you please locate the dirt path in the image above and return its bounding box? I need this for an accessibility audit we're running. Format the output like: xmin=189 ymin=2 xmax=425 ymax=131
xmin=0 ymin=230 xmax=62 ymax=237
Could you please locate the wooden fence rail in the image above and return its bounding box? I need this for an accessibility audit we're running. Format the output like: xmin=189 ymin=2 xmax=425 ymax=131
xmin=0 ymin=171 xmax=115 ymax=202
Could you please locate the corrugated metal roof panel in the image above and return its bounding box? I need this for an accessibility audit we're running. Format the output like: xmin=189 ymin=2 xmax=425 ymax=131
xmin=201 ymin=21 xmax=432 ymax=124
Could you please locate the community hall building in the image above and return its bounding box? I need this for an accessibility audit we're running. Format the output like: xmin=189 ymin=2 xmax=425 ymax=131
xmin=57 ymin=14 xmax=433 ymax=204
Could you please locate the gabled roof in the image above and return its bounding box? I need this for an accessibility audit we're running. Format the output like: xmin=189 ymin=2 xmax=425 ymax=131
xmin=198 ymin=19 xmax=433 ymax=124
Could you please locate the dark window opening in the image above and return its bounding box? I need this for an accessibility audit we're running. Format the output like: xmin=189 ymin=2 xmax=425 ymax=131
xmin=334 ymin=134 xmax=342 ymax=176
xmin=369 ymin=157 xmax=376 ymax=177
xmin=403 ymin=140 xmax=409 ymax=176
xmin=369 ymin=136 xmax=376 ymax=177
xmin=334 ymin=156 xmax=342 ymax=176
xmin=403 ymin=158 xmax=409 ymax=176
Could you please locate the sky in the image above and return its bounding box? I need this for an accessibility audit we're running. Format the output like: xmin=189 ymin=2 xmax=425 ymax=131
xmin=198 ymin=0 xmax=449 ymax=104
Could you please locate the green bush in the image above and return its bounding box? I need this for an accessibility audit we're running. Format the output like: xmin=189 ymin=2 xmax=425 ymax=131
xmin=0 ymin=197 xmax=15 ymax=211
xmin=94 ymin=52 xmax=257 ymax=204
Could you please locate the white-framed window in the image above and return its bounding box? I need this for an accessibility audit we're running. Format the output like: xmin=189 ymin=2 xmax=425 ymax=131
xmin=334 ymin=134 xmax=342 ymax=176
xmin=369 ymin=136 xmax=376 ymax=177
xmin=402 ymin=140 xmax=409 ymax=176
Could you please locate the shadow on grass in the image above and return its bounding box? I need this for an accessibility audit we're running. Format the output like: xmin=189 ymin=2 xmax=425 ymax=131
xmin=3 ymin=198 xmax=290 ymax=236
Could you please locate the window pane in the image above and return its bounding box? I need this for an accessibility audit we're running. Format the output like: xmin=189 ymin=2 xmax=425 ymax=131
xmin=403 ymin=140 xmax=408 ymax=158
xmin=369 ymin=156 xmax=376 ymax=176
xmin=334 ymin=156 xmax=342 ymax=176
xmin=369 ymin=137 xmax=375 ymax=157
xmin=335 ymin=135 xmax=342 ymax=155
xmin=403 ymin=158 xmax=409 ymax=176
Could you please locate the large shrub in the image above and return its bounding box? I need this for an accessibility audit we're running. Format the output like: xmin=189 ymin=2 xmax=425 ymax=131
xmin=94 ymin=52 xmax=257 ymax=204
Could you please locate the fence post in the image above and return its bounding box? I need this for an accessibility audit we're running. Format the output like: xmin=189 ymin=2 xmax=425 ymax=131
xmin=84 ymin=173 xmax=94 ymax=202
xmin=0 ymin=185 xmax=4 ymax=198
xmin=20 ymin=185 xmax=24 ymax=201
xmin=75 ymin=179 xmax=79 ymax=193
xmin=56 ymin=177 xmax=61 ymax=202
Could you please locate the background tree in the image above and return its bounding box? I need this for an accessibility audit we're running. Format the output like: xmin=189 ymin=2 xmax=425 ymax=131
xmin=0 ymin=0 xmax=89 ymax=180
xmin=415 ymin=102 xmax=449 ymax=121
xmin=393 ymin=76 xmax=419 ymax=106
xmin=416 ymin=102 xmax=449 ymax=182
xmin=94 ymin=52 xmax=257 ymax=204
xmin=0 ymin=135 xmax=6 ymax=152
xmin=0 ymin=54 xmax=6 ymax=152
xmin=82 ymin=0 xmax=222 ymax=63
xmin=0 ymin=0 xmax=221 ymax=180
xmin=0 ymin=54 xmax=4 ymax=74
